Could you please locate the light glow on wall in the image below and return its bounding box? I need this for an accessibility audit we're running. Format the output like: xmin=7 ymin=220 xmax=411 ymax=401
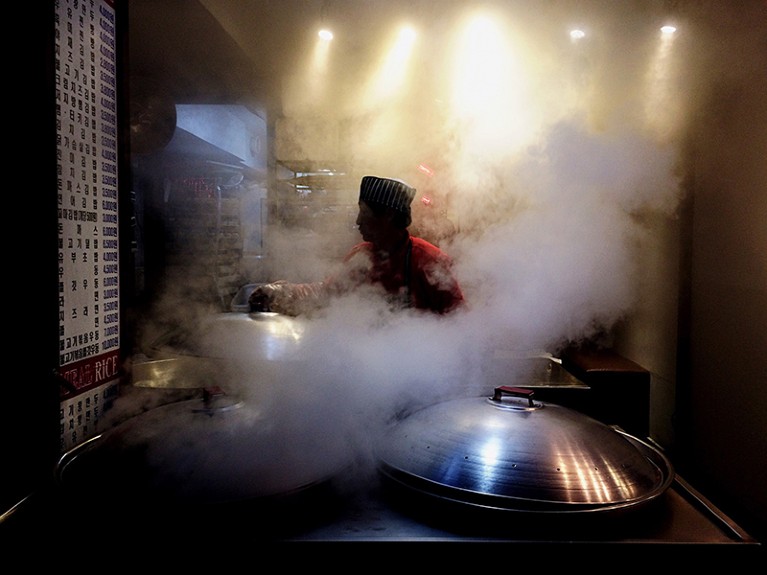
xmin=363 ymin=25 xmax=418 ymax=107
xmin=643 ymin=23 xmax=682 ymax=141
xmin=447 ymin=12 xmax=537 ymax=162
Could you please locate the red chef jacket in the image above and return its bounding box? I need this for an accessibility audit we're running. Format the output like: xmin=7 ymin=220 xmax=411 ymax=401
xmin=332 ymin=232 xmax=464 ymax=314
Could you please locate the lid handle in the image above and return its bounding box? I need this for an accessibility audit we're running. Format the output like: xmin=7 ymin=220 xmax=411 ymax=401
xmin=493 ymin=386 xmax=535 ymax=407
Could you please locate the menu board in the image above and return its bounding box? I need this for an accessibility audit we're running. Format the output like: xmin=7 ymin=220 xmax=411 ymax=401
xmin=55 ymin=0 xmax=121 ymax=450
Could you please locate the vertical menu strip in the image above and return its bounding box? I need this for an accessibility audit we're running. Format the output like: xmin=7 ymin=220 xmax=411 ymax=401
xmin=55 ymin=0 xmax=120 ymax=395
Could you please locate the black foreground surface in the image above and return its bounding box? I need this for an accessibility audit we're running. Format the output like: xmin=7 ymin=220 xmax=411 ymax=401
xmin=2 ymin=470 xmax=762 ymax=567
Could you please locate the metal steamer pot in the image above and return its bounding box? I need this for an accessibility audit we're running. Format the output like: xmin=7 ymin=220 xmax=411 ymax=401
xmin=56 ymin=386 xmax=349 ymax=536
xmin=128 ymin=309 xmax=311 ymax=422
xmin=375 ymin=386 xmax=674 ymax=529
xmin=55 ymin=290 xmax=346 ymax=536
xmin=143 ymin=309 xmax=306 ymax=367
xmin=136 ymin=285 xmax=309 ymax=388
xmin=56 ymin=392 xmax=350 ymax=535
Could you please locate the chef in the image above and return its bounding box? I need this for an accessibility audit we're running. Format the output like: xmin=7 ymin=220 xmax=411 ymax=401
xmin=249 ymin=175 xmax=465 ymax=316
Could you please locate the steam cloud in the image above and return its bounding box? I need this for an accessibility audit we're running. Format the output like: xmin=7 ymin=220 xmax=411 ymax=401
xmin=123 ymin=2 xmax=765 ymax=498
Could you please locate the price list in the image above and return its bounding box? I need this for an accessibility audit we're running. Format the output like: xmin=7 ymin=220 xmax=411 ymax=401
xmin=55 ymin=0 xmax=120 ymax=450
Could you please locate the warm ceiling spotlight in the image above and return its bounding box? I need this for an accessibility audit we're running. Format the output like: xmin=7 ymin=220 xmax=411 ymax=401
xmin=399 ymin=26 xmax=417 ymax=43
xmin=570 ymin=29 xmax=586 ymax=41
xmin=318 ymin=29 xmax=333 ymax=41
xmin=660 ymin=25 xmax=676 ymax=36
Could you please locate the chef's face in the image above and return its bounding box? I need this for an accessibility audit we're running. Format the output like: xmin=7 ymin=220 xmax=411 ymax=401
xmin=356 ymin=201 xmax=391 ymax=244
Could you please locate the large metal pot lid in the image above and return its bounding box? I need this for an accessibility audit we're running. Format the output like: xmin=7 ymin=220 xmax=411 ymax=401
xmin=57 ymin=388 xmax=349 ymax=506
xmin=375 ymin=386 xmax=674 ymax=514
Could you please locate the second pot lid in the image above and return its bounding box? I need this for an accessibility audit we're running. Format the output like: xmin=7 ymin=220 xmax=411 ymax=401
xmin=375 ymin=386 xmax=673 ymax=513
xmin=57 ymin=389 xmax=349 ymax=505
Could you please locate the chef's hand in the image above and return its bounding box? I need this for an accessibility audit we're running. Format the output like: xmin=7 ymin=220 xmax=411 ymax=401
xmin=248 ymin=281 xmax=288 ymax=312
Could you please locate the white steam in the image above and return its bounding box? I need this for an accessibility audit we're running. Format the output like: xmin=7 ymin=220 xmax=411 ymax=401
xmin=126 ymin=1 xmax=766 ymax=498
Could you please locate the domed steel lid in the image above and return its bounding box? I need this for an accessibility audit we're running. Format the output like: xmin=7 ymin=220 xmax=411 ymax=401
xmin=375 ymin=386 xmax=674 ymax=514
xmin=57 ymin=388 xmax=349 ymax=506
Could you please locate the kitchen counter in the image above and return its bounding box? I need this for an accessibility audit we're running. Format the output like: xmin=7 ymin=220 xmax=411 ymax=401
xmin=287 ymin=476 xmax=752 ymax=545
xmin=3 ymin=362 xmax=761 ymax=565
xmin=3 ymin=471 xmax=761 ymax=565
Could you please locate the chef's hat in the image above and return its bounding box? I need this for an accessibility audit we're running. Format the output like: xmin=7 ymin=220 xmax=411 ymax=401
xmin=359 ymin=176 xmax=416 ymax=214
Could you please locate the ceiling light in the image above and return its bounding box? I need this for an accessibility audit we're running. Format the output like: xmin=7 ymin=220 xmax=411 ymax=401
xmin=570 ymin=29 xmax=586 ymax=41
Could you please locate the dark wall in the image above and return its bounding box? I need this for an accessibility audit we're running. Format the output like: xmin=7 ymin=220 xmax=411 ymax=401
xmin=674 ymin=2 xmax=767 ymax=542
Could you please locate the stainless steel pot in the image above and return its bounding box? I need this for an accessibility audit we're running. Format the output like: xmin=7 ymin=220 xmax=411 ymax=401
xmin=375 ymin=386 xmax=674 ymax=516
xmin=56 ymin=387 xmax=350 ymax=512
xmin=141 ymin=284 xmax=308 ymax=384
xmin=131 ymin=356 xmax=226 ymax=389
xmin=135 ymin=311 xmax=308 ymax=397
xmin=148 ymin=311 xmax=307 ymax=363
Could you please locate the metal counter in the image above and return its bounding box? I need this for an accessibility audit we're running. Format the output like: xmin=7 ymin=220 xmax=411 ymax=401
xmin=2 ymin=472 xmax=762 ymax=565
xmin=286 ymin=475 xmax=757 ymax=546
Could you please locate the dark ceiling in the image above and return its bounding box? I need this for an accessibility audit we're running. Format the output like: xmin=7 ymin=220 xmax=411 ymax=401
xmin=128 ymin=0 xmax=765 ymax=117
xmin=128 ymin=0 xmax=269 ymax=107
xmin=127 ymin=0 xmax=526 ymax=113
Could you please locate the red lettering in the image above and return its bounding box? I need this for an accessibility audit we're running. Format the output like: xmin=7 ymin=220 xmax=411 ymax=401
xmin=61 ymin=363 xmax=94 ymax=388
xmin=95 ymin=355 xmax=117 ymax=380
